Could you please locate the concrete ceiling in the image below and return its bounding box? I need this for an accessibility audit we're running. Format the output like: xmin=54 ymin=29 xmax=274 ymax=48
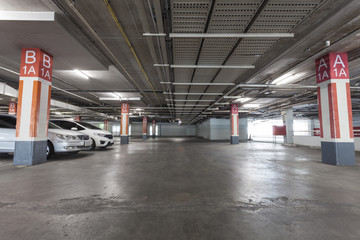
xmin=0 ymin=0 xmax=359 ymax=123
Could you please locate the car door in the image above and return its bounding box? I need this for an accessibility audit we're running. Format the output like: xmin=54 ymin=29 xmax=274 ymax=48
xmin=0 ymin=116 xmax=16 ymax=153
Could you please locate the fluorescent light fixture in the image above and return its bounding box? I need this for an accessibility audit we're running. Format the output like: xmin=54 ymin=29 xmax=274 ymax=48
xmin=169 ymin=33 xmax=294 ymax=38
xmin=143 ymin=33 xmax=166 ymax=36
xmin=74 ymin=69 xmax=89 ymax=79
xmin=99 ymin=97 xmax=120 ymax=101
xmin=99 ymin=97 xmax=141 ymax=101
xmin=242 ymin=104 xmax=260 ymax=108
xmin=54 ymin=111 xmax=62 ymax=115
xmin=170 ymin=65 xmax=254 ymax=69
xmin=135 ymin=108 xmax=143 ymax=111
xmin=223 ymin=96 xmax=240 ymax=99
xmin=173 ymin=82 xmax=235 ymax=86
xmin=173 ymin=100 xmax=214 ymax=102
xmin=175 ymin=104 xmax=209 ymax=107
xmin=234 ymin=97 xmax=252 ymax=103
xmin=154 ymin=64 xmax=170 ymax=67
xmin=160 ymin=82 xmax=172 ymax=84
xmin=164 ymin=92 xmax=222 ymax=96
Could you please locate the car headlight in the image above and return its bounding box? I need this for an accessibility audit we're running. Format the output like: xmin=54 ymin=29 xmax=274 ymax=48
xmin=95 ymin=133 xmax=106 ymax=137
xmin=56 ymin=134 xmax=78 ymax=140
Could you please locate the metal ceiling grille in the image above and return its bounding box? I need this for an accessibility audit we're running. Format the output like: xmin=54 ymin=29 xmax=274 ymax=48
xmin=170 ymin=0 xmax=324 ymax=121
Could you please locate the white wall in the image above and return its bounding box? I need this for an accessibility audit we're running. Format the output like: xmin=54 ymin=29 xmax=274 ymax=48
xmin=197 ymin=119 xmax=211 ymax=139
xmin=159 ymin=124 xmax=196 ymax=137
xmin=210 ymin=118 xmax=230 ymax=140
xmin=294 ymin=136 xmax=360 ymax=151
xmin=130 ymin=122 xmax=143 ymax=136
xmin=196 ymin=118 xmax=248 ymax=141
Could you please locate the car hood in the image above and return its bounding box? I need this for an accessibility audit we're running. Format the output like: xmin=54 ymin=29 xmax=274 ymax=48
xmin=48 ymin=128 xmax=83 ymax=136
xmin=92 ymin=130 xmax=112 ymax=135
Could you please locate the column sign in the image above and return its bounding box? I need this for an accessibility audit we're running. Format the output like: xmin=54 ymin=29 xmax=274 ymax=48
xmin=230 ymin=103 xmax=238 ymax=114
xmin=20 ymin=48 xmax=53 ymax=82
xmin=121 ymin=102 xmax=129 ymax=114
xmin=8 ymin=102 xmax=17 ymax=115
xmin=316 ymin=53 xmax=349 ymax=84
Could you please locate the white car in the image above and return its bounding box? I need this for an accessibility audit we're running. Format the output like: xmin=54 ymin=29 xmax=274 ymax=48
xmin=50 ymin=120 xmax=114 ymax=149
xmin=0 ymin=115 xmax=92 ymax=158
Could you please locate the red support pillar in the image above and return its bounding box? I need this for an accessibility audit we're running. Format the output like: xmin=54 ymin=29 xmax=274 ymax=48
xmin=316 ymin=52 xmax=355 ymax=165
xmin=8 ymin=101 xmax=17 ymax=115
xmin=230 ymin=103 xmax=239 ymax=144
xmin=14 ymin=48 xmax=53 ymax=165
xmin=142 ymin=116 xmax=148 ymax=140
xmin=120 ymin=102 xmax=129 ymax=144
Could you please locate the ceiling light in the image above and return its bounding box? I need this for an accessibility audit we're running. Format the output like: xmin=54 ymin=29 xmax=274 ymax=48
xmin=234 ymin=97 xmax=252 ymax=103
xmin=74 ymin=69 xmax=89 ymax=79
xmin=242 ymin=104 xmax=260 ymax=108
xmin=135 ymin=108 xmax=142 ymax=111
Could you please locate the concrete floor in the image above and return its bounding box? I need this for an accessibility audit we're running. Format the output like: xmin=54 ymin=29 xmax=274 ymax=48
xmin=0 ymin=138 xmax=360 ymax=240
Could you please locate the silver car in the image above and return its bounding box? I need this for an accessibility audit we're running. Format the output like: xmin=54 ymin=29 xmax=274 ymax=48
xmin=0 ymin=115 xmax=92 ymax=158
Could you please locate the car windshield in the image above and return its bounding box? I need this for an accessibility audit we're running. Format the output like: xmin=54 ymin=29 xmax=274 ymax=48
xmin=48 ymin=122 xmax=62 ymax=129
xmin=76 ymin=121 xmax=102 ymax=130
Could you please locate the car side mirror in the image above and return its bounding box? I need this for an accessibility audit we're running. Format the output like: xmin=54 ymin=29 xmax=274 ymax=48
xmin=71 ymin=127 xmax=78 ymax=131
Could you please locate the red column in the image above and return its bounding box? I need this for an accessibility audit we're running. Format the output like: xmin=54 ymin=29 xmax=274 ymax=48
xmin=142 ymin=116 xmax=148 ymax=140
xmin=230 ymin=103 xmax=239 ymax=144
xmin=14 ymin=48 xmax=53 ymax=165
xmin=8 ymin=102 xmax=17 ymax=115
xmin=315 ymin=52 xmax=355 ymax=165
xmin=120 ymin=102 xmax=129 ymax=144
xmin=104 ymin=120 xmax=108 ymax=131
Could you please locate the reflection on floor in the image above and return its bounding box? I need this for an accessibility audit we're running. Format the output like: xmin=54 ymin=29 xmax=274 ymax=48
xmin=0 ymin=138 xmax=360 ymax=240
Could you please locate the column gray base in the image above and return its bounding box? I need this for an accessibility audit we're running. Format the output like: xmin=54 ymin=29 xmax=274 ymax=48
xmin=13 ymin=141 xmax=47 ymax=165
xmin=142 ymin=135 xmax=147 ymax=140
xmin=120 ymin=136 xmax=129 ymax=144
xmin=321 ymin=141 xmax=355 ymax=166
xmin=230 ymin=136 xmax=239 ymax=144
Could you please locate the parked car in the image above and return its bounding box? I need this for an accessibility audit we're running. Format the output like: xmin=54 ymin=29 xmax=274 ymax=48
xmin=0 ymin=115 xmax=92 ymax=158
xmin=50 ymin=120 xmax=114 ymax=150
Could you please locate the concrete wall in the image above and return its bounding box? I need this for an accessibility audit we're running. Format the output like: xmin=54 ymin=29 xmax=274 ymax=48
xmin=159 ymin=123 xmax=196 ymax=137
xmin=196 ymin=119 xmax=211 ymax=139
xmin=131 ymin=122 xmax=143 ymax=136
xmin=196 ymin=118 xmax=248 ymax=141
xmin=294 ymin=136 xmax=360 ymax=151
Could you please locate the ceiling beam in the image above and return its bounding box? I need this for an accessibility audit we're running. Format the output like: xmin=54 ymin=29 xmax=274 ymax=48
xmin=168 ymin=33 xmax=294 ymax=38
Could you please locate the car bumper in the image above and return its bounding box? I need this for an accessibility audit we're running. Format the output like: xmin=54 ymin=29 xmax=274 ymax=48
xmin=53 ymin=140 xmax=92 ymax=153
xmin=95 ymin=137 xmax=114 ymax=148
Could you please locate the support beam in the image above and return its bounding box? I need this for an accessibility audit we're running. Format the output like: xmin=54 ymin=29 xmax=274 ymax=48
xmin=169 ymin=33 xmax=294 ymax=38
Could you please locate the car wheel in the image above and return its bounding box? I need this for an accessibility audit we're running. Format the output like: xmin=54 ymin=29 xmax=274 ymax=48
xmin=47 ymin=141 xmax=54 ymax=159
xmin=90 ymin=139 xmax=96 ymax=150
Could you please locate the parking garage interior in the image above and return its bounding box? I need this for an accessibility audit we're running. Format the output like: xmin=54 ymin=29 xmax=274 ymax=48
xmin=1 ymin=0 xmax=360 ymax=239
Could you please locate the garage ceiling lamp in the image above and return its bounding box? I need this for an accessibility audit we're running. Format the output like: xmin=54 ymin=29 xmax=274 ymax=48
xmin=173 ymin=100 xmax=214 ymax=102
xmin=163 ymin=92 xmax=222 ymax=96
xmin=74 ymin=69 xmax=89 ymax=80
xmin=242 ymin=104 xmax=260 ymax=108
xmin=272 ymin=73 xmax=295 ymax=85
xmin=99 ymin=97 xmax=141 ymax=101
xmin=173 ymin=83 xmax=235 ymax=86
xmin=155 ymin=64 xmax=254 ymax=69
xmin=234 ymin=97 xmax=252 ymax=103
